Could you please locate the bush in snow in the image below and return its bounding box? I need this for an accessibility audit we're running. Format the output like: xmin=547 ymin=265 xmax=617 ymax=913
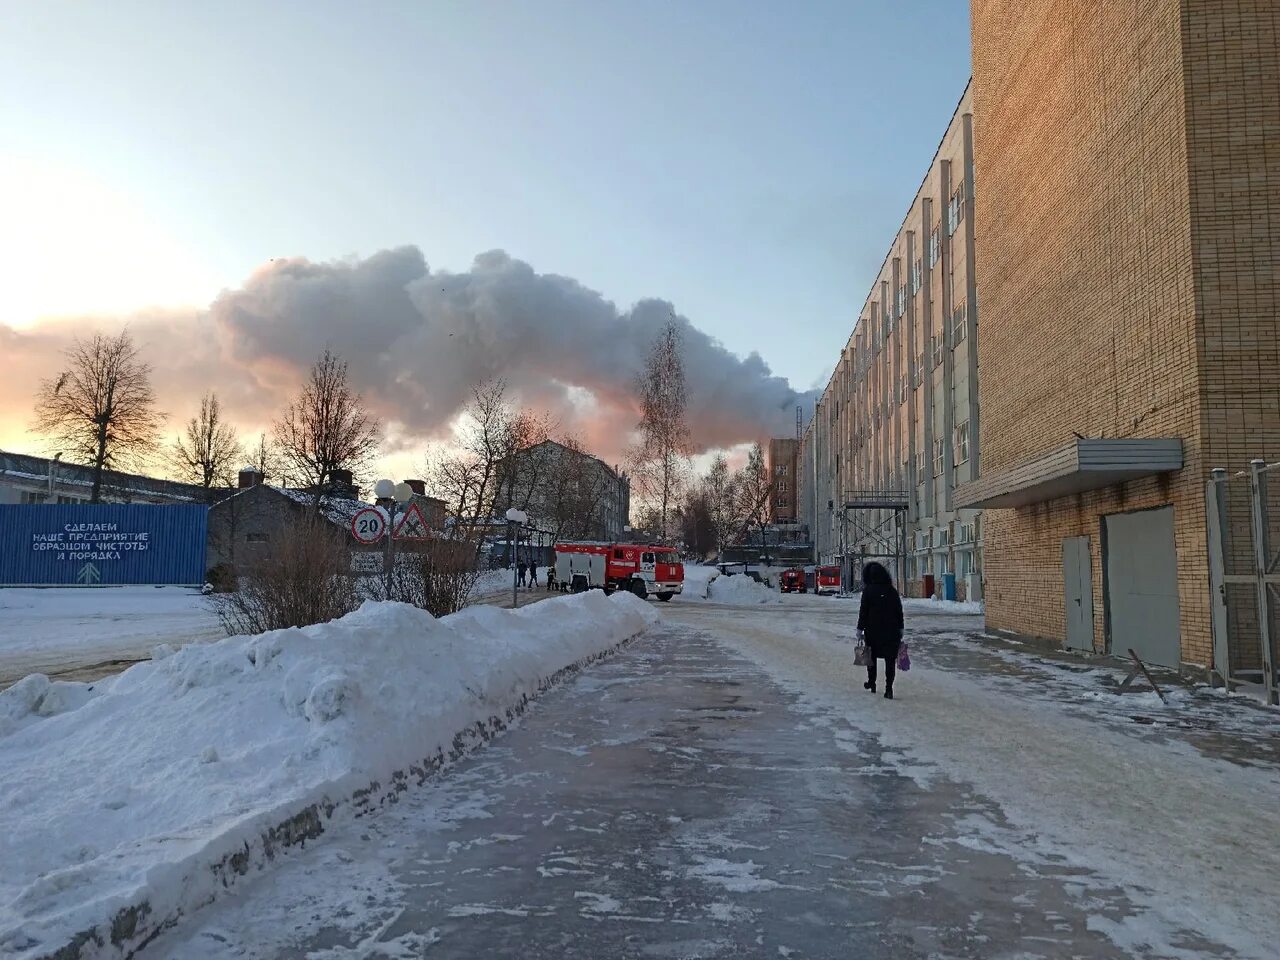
xmin=367 ymin=538 xmax=484 ymax=617
xmin=204 ymin=562 xmax=237 ymax=593
xmin=210 ymin=519 xmax=361 ymax=635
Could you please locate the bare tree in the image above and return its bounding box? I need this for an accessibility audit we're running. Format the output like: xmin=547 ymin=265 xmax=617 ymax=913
xmin=249 ymin=433 xmax=283 ymax=484
xmin=732 ymin=442 xmax=774 ymax=561
xmin=31 ymin=329 xmax=164 ymax=503
xmin=274 ymin=349 xmax=381 ymax=500
xmin=542 ymin=434 xmax=611 ymax=540
xmin=427 ymin=380 xmax=515 ymax=541
xmin=171 ymin=392 xmax=243 ymax=498
xmin=701 ymin=453 xmax=744 ymax=556
xmin=627 ymin=320 xmax=691 ymax=541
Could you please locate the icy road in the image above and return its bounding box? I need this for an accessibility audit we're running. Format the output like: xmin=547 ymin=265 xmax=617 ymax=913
xmin=139 ymin=596 xmax=1280 ymax=960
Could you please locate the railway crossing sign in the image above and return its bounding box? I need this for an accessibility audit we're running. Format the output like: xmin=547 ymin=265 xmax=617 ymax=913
xmin=350 ymin=507 xmax=387 ymax=544
xmin=392 ymin=502 xmax=431 ymax=540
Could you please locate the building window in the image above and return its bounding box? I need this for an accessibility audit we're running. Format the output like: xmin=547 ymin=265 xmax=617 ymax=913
xmin=957 ymin=551 xmax=972 ymax=577
xmin=932 ymin=334 xmax=944 ymax=368
xmin=934 ymin=438 xmax=946 ymax=477
xmin=21 ymin=491 xmax=45 ymax=504
xmin=953 ymin=301 xmax=967 ymax=344
xmin=775 ymin=464 xmax=788 ymax=476
xmin=57 ymin=495 xmax=82 ymax=504
xmin=896 ymin=284 xmax=906 ymax=316
xmin=928 ymin=227 xmax=941 ymax=267
xmin=246 ymin=532 xmax=269 ymax=543
xmin=915 ymin=450 xmax=926 ymax=481
xmin=955 ymin=420 xmax=971 ymax=465
xmin=778 ymin=496 xmax=790 ymax=509
xmin=911 ymin=259 xmax=922 ymax=294
xmin=778 ymin=479 xmax=789 ymax=493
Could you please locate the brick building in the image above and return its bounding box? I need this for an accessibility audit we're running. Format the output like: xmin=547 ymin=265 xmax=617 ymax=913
xmin=767 ymin=438 xmax=799 ymax=523
xmin=958 ymin=2 xmax=1280 ymax=670
xmin=799 ymin=85 xmax=982 ymax=598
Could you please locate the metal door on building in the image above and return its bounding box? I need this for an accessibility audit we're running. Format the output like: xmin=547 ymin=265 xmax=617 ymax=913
xmin=1062 ymin=536 xmax=1093 ymax=652
xmin=1104 ymin=507 xmax=1181 ymax=668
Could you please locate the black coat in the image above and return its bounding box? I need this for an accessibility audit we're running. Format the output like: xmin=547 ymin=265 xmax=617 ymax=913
xmin=858 ymin=583 xmax=904 ymax=657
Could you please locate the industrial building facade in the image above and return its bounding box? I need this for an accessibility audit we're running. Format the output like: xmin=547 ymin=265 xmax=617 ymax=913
xmin=799 ymin=85 xmax=982 ymax=599
xmin=959 ymin=1 xmax=1279 ymax=670
xmin=767 ymin=438 xmax=799 ymax=524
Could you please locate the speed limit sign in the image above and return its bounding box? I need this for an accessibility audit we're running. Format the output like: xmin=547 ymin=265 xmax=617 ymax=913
xmin=350 ymin=507 xmax=386 ymax=544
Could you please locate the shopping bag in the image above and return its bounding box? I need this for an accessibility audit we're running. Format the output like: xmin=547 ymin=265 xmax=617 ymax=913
xmin=897 ymin=641 xmax=911 ymax=672
xmin=854 ymin=642 xmax=869 ymax=666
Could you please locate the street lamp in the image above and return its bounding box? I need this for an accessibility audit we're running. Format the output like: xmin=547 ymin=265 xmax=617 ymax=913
xmin=376 ymin=478 xmax=415 ymax=601
xmin=506 ymin=508 xmax=528 ymax=608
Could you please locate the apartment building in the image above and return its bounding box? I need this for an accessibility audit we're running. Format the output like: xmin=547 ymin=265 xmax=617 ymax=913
xmin=799 ymin=85 xmax=981 ymax=599
xmin=961 ymin=1 xmax=1280 ymax=671
xmin=767 ymin=438 xmax=799 ymax=524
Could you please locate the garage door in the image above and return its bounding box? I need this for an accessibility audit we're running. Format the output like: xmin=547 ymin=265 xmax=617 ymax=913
xmin=1104 ymin=507 xmax=1181 ymax=668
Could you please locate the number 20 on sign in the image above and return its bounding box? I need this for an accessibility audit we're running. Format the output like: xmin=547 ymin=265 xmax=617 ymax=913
xmin=350 ymin=507 xmax=386 ymax=544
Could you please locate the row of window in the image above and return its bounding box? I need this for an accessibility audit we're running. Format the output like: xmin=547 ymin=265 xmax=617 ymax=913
xmin=19 ymin=492 xmax=86 ymax=504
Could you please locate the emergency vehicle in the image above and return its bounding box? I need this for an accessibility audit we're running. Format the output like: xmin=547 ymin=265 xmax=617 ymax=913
xmin=780 ymin=568 xmax=806 ymax=593
xmin=554 ymin=542 xmax=684 ymax=600
xmin=805 ymin=564 xmax=842 ymax=595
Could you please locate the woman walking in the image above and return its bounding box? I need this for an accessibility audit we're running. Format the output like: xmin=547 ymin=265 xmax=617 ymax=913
xmin=857 ymin=562 xmax=904 ymax=699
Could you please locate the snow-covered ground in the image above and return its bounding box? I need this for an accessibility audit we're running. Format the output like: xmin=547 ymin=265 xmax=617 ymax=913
xmin=0 ymin=591 xmax=658 ymax=960
xmin=0 ymin=587 xmax=223 ymax=686
xmin=670 ymin=601 xmax=1280 ymax=959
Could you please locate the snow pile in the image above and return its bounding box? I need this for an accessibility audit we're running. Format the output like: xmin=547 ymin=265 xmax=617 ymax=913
xmin=903 ymin=596 xmax=983 ymax=615
xmin=0 ymin=591 xmax=657 ymax=960
xmin=708 ymin=574 xmax=781 ymax=605
xmin=679 ymin=565 xmax=719 ymax=599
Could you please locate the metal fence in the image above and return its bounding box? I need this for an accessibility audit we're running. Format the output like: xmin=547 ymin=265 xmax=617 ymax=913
xmin=1206 ymin=460 xmax=1280 ymax=705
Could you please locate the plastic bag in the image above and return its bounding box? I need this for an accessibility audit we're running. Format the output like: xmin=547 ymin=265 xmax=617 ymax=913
xmin=897 ymin=641 xmax=911 ymax=672
xmin=854 ymin=641 xmax=869 ymax=666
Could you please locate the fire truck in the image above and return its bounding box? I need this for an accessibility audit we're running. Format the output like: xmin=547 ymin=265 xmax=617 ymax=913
xmin=805 ymin=564 xmax=842 ymax=595
xmin=554 ymin=542 xmax=684 ymax=601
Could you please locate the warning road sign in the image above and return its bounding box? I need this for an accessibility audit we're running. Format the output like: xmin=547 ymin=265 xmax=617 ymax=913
xmin=393 ymin=502 xmax=432 ymax=540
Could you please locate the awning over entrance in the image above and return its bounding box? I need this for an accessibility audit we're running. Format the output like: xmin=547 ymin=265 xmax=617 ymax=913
xmin=954 ymin=438 xmax=1183 ymax=509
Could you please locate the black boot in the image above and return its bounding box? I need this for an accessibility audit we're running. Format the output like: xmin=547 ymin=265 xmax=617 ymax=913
xmin=864 ymin=680 xmax=875 ymax=692
xmin=884 ymin=687 xmax=893 ymax=700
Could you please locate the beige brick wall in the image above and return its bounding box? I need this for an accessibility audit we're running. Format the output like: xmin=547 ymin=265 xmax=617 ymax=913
xmin=972 ymin=0 xmax=1211 ymax=662
xmin=1184 ymin=1 xmax=1280 ymax=473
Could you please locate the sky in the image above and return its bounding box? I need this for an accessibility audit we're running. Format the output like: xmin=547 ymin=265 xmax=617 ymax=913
xmin=0 ymin=0 xmax=972 ymax=477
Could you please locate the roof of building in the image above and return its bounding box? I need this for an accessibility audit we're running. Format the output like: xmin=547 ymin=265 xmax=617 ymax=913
xmin=0 ymin=449 xmax=209 ymax=502
xmin=214 ymin=483 xmax=387 ymax=529
xmin=523 ymin=439 xmax=627 ymax=481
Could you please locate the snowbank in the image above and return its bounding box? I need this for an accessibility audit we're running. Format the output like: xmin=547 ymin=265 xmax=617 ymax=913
xmin=903 ymin=597 xmax=984 ymax=615
xmin=679 ymin=565 xmax=719 ymax=599
xmin=0 ymin=591 xmax=658 ymax=960
xmin=707 ymin=574 xmax=781 ymax=605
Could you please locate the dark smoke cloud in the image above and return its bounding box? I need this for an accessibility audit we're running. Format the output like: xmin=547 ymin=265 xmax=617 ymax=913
xmin=2 ymin=248 xmax=815 ymax=463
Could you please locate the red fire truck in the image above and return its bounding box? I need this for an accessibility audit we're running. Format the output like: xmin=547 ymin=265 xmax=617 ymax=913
xmin=780 ymin=568 xmax=806 ymax=593
xmin=554 ymin=542 xmax=684 ymax=601
xmin=805 ymin=564 xmax=842 ymax=595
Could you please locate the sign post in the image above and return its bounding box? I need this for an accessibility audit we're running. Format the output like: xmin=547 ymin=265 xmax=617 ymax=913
xmin=506 ymin=508 xmax=528 ymax=609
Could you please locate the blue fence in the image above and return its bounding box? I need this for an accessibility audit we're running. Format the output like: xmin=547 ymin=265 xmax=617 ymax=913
xmin=0 ymin=504 xmax=208 ymax=586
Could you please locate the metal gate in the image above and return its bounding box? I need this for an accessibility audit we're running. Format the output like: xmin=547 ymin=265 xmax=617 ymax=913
xmin=1206 ymin=460 xmax=1280 ymax=704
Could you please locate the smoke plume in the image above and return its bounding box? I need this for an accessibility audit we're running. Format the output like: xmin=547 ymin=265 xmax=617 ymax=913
xmin=1 ymin=247 xmax=814 ymax=464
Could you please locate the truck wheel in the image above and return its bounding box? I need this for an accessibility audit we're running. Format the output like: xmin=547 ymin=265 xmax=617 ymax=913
xmin=630 ymin=579 xmax=647 ymax=600
xmin=656 ymin=592 xmax=674 ymax=602
xmin=572 ymin=575 xmax=588 ymax=594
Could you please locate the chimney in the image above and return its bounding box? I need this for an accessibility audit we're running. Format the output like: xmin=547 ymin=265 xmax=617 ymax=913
xmin=329 ymin=469 xmax=356 ymax=498
xmin=404 ymin=478 xmax=426 ymax=496
xmin=238 ymin=466 xmax=263 ymax=489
